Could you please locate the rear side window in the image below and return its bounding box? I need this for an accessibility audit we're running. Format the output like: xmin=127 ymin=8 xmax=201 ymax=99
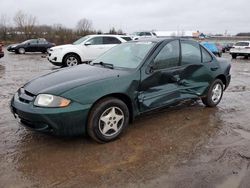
xmin=103 ymin=37 xmax=121 ymax=44
xmin=235 ymin=42 xmax=249 ymax=46
xmin=181 ymin=41 xmax=201 ymax=64
xmin=201 ymin=47 xmax=213 ymax=63
xmin=121 ymin=37 xmax=132 ymax=41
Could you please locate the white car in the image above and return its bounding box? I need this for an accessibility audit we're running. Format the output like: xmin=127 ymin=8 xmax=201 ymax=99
xmin=131 ymin=31 xmax=157 ymax=40
xmin=230 ymin=41 xmax=250 ymax=59
xmin=48 ymin=34 xmax=132 ymax=67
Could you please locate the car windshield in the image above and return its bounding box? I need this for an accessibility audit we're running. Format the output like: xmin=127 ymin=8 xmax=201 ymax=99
xmin=21 ymin=40 xmax=33 ymax=44
xmin=91 ymin=42 xmax=155 ymax=69
xmin=73 ymin=36 xmax=90 ymax=45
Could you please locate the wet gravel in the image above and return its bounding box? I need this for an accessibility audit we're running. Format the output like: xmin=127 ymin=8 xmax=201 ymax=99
xmin=0 ymin=49 xmax=250 ymax=188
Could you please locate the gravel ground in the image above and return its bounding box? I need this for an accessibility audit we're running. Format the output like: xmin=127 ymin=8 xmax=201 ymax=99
xmin=0 ymin=49 xmax=250 ymax=188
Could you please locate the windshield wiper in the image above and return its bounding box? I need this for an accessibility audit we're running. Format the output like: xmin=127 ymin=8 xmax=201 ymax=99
xmin=92 ymin=62 xmax=114 ymax=69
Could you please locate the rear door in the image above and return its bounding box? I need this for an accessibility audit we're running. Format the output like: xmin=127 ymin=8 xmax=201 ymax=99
xmin=178 ymin=40 xmax=216 ymax=98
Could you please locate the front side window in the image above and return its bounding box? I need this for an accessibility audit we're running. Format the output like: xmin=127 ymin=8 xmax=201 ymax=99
xmin=153 ymin=40 xmax=180 ymax=69
xmin=181 ymin=41 xmax=201 ymax=64
xmin=103 ymin=37 xmax=121 ymax=44
xmin=87 ymin=37 xmax=103 ymax=45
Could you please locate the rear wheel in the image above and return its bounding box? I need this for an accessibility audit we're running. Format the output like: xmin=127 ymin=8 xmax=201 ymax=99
xmin=232 ymin=54 xmax=237 ymax=59
xmin=87 ymin=97 xmax=129 ymax=143
xmin=18 ymin=48 xmax=25 ymax=54
xmin=63 ymin=54 xmax=80 ymax=67
xmin=202 ymin=79 xmax=223 ymax=107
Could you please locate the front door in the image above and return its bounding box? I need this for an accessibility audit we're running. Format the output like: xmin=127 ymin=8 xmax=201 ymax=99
xmin=139 ymin=40 xmax=184 ymax=112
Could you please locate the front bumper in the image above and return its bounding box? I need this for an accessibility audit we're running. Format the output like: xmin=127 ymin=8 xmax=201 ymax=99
xmin=225 ymin=74 xmax=231 ymax=90
xmin=47 ymin=52 xmax=63 ymax=66
xmin=10 ymin=93 xmax=91 ymax=136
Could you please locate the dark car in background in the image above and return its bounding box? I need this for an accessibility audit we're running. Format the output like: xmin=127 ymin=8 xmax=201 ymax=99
xmin=7 ymin=38 xmax=55 ymax=54
xmin=201 ymin=42 xmax=222 ymax=57
xmin=222 ymin=42 xmax=234 ymax=53
xmin=0 ymin=42 xmax=4 ymax=58
xmin=10 ymin=38 xmax=231 ymax=143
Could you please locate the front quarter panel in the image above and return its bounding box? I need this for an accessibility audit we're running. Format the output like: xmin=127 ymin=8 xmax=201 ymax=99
xmin=61 ymin=70 xmax=141 ymax=116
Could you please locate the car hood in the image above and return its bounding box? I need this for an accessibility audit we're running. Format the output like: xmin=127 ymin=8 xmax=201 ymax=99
xmin=8 ymin=43 xmax=20 ymax=48
xmin=51 ymin=44 xmax=77 ymax=50
xmin=23 ymin=64 xmax=128 ymax=96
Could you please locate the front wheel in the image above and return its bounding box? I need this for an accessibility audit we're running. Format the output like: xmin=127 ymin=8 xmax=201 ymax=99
xmin=18 ymin=48 xmax=25 ymax=54
xmin=63 ymin=54 xmax=80 ymax=67
xmin=87 ymin=97 xmax=129 ymax=143
xmin=202 ymin=79 xmax=224 ymax=107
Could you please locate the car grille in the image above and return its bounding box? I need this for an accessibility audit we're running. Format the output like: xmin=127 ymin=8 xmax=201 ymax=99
xmin=18 ymin=88 xmax=36 ymax=104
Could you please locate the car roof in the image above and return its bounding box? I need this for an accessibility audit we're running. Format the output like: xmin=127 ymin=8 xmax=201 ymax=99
xmin=132 ymin=37 xmax=195 ymax=43
xmin=236 ymin=41 xmax=250 ymax=43
xmin=87 ymin=34 xmax=130 ymax=38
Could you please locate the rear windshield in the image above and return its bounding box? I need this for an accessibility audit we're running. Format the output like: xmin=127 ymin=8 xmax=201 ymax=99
xmin=121 ymin=37 xmax=132 ymax=41
xmin=235 ymin=42 xmax=249 ymax=46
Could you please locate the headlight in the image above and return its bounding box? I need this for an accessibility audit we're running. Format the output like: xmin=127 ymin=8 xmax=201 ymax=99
xmin=52 ymin=47 xmax=62 ymax=51
xmin=34 ymin=94 xmax=71 ymax=108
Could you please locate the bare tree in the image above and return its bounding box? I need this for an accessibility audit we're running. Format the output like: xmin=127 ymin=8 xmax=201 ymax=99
xmin=13 ymin=10 xmax=37 ymax=39
xmin=0 ymin=14 xmax=10 ymax=40
xmin=76 ymin=18 xmax=93 ymax=35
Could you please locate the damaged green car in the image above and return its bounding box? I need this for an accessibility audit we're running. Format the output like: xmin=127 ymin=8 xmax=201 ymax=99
xmin=11 ymin=38 xmax=231 ymax=143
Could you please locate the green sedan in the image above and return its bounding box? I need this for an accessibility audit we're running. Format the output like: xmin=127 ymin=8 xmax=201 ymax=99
xmin=10 ymin=38 xmax=231 ymax=143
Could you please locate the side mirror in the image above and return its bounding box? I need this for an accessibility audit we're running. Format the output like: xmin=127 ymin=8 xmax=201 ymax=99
xmin=147 ymin=64 xmax=158 ymax=73
xmin=84 ymin=42 xmax=91 ymax=46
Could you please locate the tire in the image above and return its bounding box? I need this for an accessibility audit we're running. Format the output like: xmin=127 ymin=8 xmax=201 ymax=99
xmin=232 ymin=54 xmax=237 ymax=59
xmin=18 ymin=48 xmax=25 ymax=54
xmin=63 ymin=54 xmax=80 ymax=67
xmin=87 ymin=97 xmax=129 ymax=143
xmin=202 ymin=79 xmax=224 ymax=107
xmin=42 ymin=48 xmax=50 ymax=54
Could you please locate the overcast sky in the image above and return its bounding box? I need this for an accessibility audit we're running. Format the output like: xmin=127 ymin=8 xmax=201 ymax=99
xmin=0 ymin=0 xmax=249 ymax=34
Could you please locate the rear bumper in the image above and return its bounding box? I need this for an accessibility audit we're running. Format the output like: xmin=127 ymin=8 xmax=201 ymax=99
xmin=10 ymin=93 xmax=91 ymax=136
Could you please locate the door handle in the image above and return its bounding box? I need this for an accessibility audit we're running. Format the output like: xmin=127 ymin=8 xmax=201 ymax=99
xmin=210 ymin=67 xmax=219 ymax=71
